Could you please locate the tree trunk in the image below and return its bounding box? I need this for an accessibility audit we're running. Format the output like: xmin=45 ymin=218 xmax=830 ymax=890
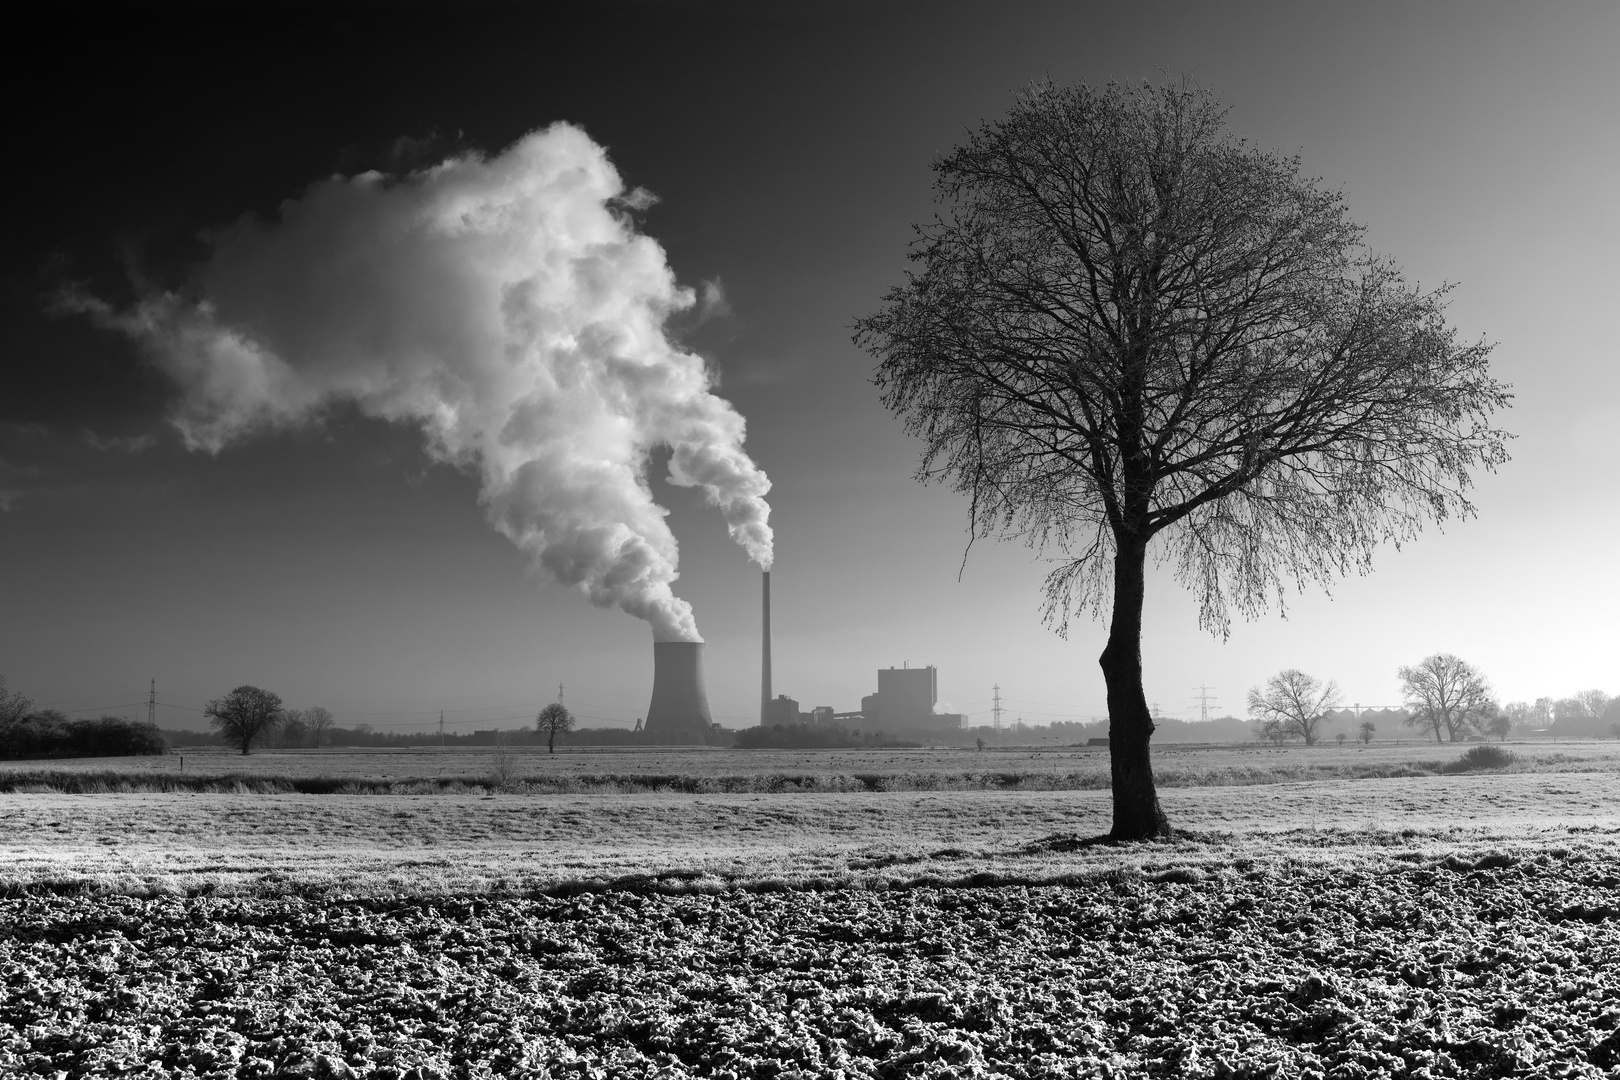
xmin=548 ymin=730 xmax=556 ymax=754
xmin=1100 ymin=538 xmax=1170 ymax=840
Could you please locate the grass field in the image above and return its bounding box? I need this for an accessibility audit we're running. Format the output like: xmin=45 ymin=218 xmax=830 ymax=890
xmin=3 ymin=743 xmax=1619 ymax=1077
xmin=3 ymin=739 xmax=1617 ymax=792
xmin=2 ymin=741 xmax=1618 ymax=895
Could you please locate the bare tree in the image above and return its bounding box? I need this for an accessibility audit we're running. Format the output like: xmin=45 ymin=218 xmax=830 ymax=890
xmin=1502 ymin=701 xmax=1533 ymax=730
xmin=488 ymin=732 xmax=520 ymax=790
xmin=854 ymin=78 xmax=1510 ymax=839
xmin=1486 ymin=712 xmax=1513 ymax=741
xmin=304 ymin=706 xmax=335 ymax=748
xmin=204 ymin=685 xmax=284 ymax=755
xmin=278 ymin=708 xmax=310 ymax=749
xmin=0 ymin=676 xmax=32 ymax=724
xmin=1577 ymin=690 xmax=1614 ymax=727
xmin=1358 ymin=720 xmax=1376 ymax=745
xmin=1399 ymin=655 xmax=1493 ymax=743
xmin=535 ymin=703 xmax=574 ymax=755
xmin=1247 ymin=669 xmax=1341 ymax=746
xmin=1532 ymin=697 xmax=1554 ymax=728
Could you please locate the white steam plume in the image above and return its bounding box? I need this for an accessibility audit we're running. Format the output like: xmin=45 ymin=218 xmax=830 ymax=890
xmin=70 ymin=124 xmax=772 ymax=641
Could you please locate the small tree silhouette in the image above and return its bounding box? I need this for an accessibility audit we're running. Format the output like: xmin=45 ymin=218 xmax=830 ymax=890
xmin=205 ymin=686 xmax=283 ymax=755
xmin=0 ymin=675 xmax=32 ymax=724
xmin=304 ymin=706 xmax=335 ymax=747
xmin=535 ymin=703 xmax=574 ymax=754
xmin=1247 ymin=670 xmax=1341 ymax=746
xmin=1358 ymin=720 xmax=1376 ymax=745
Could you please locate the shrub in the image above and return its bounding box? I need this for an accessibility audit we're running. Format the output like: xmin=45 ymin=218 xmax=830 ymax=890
xmin=0 ymin=712 xmax=167 ymax=758
xmin=488 ymin=742 xmax=521 ymax=790
xmin=1453 ymin=744 xmax=1515 ymax=771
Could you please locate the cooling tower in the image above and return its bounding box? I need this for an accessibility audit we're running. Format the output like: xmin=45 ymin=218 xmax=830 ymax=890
xmin=644 ymin=640 xmax=715 ymax=743
xmin=761 ymin=570 xmax=772 ymax=725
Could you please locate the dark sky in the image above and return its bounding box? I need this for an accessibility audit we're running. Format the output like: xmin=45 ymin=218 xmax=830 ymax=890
xmin=4 ymin=1 xmax=1616 ymax=732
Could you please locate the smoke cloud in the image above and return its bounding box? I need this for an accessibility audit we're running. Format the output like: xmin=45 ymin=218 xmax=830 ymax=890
xmin=70 ymin=124 xmax=772 ymax=641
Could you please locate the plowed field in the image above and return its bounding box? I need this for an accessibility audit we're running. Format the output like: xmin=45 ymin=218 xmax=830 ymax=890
xmin=3 ymin=749 xmax=1619 ymax=1077
xmin=5 ymin=846 xmax=1620 ymax=1078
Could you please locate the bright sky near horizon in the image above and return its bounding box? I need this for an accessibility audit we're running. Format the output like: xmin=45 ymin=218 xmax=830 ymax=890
xmin=2 ymin=1 xmax=1616 ymax=734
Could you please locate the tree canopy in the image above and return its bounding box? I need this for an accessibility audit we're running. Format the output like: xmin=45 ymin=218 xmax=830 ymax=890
xmin=535 ymin=702 xmax=574 ymax=754
xmin=205 ymin=685 xmax=284 ymax=755
xmin=1247 ymin=669 xmax=1341 ymax=746
xmin=0 ymin=676 xmax=32 ymax=724
xmin=1399 ymin=654 xmax=1494 ymax=743
xmin=855 ymin=78 xmax=1510 ymax=839
xmin=304 ymin=706 xmax=335 ymax=748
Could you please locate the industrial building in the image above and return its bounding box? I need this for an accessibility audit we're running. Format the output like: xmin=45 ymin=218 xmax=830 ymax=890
xmin=859 ymin=664 xmax=964 ymax=731
xmin=640 ymin=571 xmax=961 ymax=744
xmin=760 ymin=664 xmax=962 ymax=733
xmin=762 ymin=694 xmax=837 ymax=727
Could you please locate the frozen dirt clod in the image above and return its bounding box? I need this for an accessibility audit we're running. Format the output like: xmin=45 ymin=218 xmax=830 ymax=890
xmin=3 ymin=847 xmax=1619 ymax=1079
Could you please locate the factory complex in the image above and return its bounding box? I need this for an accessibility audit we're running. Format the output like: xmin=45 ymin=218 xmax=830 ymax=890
xmin=636 ymin=570 xmax=965 ymax=744
xmin=762 ymin=663 xmax=965 ymax=733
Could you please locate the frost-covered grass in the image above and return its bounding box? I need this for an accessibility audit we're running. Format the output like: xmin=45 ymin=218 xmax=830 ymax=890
xmin=1 ymin=739 xmax=1615 ymax=795
xmin=2 ymin=770 xmax=1618 ymax=897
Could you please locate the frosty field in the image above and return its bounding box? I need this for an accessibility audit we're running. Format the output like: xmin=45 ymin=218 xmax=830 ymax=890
xmin=4 ymin=744 xmax=1620 ymax=1077
xmin=8 ymin=741 xmax=1620 ymax=789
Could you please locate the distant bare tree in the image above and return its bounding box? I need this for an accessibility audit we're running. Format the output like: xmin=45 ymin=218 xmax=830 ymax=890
xmin=278 ymin=709 xmax=310 ymax=749
xmin=205 ymin=686 xmax=284 ymax=755
xmin=1486 ymin=712 xmax=1513 ymax=741
xmin=1247 ymin=670 xmax=1341 ymax=746
xmin=304 ymin=706 xmax=335 ymax=748
xmin=0 ymin=676 xmax=32 ymax=724
xmin=1358 ymin=720 xmax=1376 ymax=745
xmin=535 ymin=703 xmax=574 ymax=755
xmin=854 ymin=78 xmax=1510 ymax=839
xmin=1577 ymin=690 xmax=1614 ymax=727
xmin=1335 ymin=732 xmax=1347 ymax=747
xmin=1502 ymin=701 xmax=1534 ymax=730
xmin=1399 ymin=655 xmax=1493 ymax=743
xmin=1532 ymin=697 xmax=1554 ymax=727
xmin=488 ymin=733 xmax=520 ymax=790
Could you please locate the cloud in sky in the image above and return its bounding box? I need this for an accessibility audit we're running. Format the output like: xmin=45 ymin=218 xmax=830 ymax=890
xmin=66 ymin=124 xmax=773 ymax=641
xmin=695 ymin=278 xmax=734 ymax=324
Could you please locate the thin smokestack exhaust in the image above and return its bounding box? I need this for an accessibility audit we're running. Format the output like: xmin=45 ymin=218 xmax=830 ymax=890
xmin=761 ymin=570 xmax=772 ymax=724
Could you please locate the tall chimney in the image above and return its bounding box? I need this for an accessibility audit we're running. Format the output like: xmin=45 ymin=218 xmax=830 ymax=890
xmin=761 ymin=570 xmax=772 ymax=725
xmin=644 ymin=641 xmax=715 ymax=743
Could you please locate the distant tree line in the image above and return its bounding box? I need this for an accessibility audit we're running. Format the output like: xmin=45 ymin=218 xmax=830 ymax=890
xmin=1244 ymin=655 xmax=1618 ymax=745
xmin=0 ymin=676 xmax=167 ymax=759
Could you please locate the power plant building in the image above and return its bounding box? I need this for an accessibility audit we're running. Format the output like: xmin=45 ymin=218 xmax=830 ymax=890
xmin=762 ymin=693 xmax=800 ymax=726
xmin=756 ymin=571 xmax=960 ymax=735
xmin=861 ymin=665 xmax=963 ymax=731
